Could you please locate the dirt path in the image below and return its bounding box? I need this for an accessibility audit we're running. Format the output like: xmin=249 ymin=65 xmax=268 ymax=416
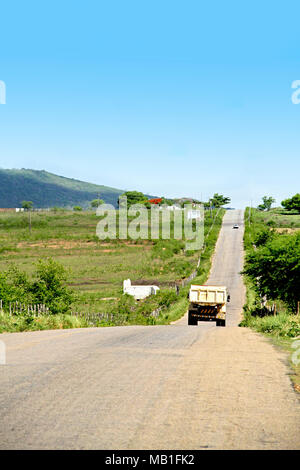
xmin=0 ymin=210 xmax=299 ymax=449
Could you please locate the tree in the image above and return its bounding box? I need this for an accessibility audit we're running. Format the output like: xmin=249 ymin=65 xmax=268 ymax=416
xmin=21 ymin=201 xmax=33 ymax=210
xmin=257 ymin=196 xmax=275 ymax=211
xmin=0 ymin=259 xmax=74 ymax=314
xmin=118 ymin=191 xmax=148 ymax=208
xmin=209 ymin=193 xmax=231 ymax=208
xmin=281 ymin=193 xmax=300 ymax=214
xmin=0 ymin=267 xmax=32 ymax=307
xmin=31 ymin=259 xmax=74 ymax=314
xmin=73 ymin=206 xmax=82 ymax=211
xmin=91 ymin=199 xmax=104 ymax=208
xmin=243 ymin=232 xmax=300 ymax=311
xmin=161 ymin=198 xmax=174 ymax=206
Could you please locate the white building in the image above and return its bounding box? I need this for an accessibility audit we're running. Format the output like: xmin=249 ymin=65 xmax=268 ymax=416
xmin=123 ymin=279 xmax=160 ymax=300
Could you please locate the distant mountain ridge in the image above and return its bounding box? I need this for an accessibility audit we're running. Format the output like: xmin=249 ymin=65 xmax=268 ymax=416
xmin=0 ymin=169 xmax=124 ymax=208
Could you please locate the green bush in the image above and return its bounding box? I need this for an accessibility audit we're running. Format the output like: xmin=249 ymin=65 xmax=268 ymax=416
xmin=0 ymin=258 xmax=74 ymax=314
xmin=31 ymin=259 xmax=74 ymax=314
xmin=240 ymin=313 xmax=300 ymax=338
xmin=243 ymin=232 xmax=300 ymax=311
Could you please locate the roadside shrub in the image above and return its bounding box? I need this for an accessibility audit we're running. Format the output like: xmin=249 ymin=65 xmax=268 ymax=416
xmin=254 ymin=228 xmax=274 ymax=247
xmin=243 ymin=232 xmax=300 ymax=311
xmin=241 ymin=313 xmax=300 ymax=338
xmin=31 ymin=258 xmax=74 ymax=314
xmin=0 ymin=258 xmax=74 ymax=314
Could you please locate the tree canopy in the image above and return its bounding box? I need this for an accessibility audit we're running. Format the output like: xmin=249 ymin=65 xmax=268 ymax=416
xmin=243 ymin=231 xmax=300 ymax=311
xmin=90 ymin=199 xmax=104 ymax=208
xmin=209 ymin=193 xmax=231 ymax=208
xmin=0 ymin=258 xmax=74 ymax=314
xmin=257 ymin=196 xmax=275 ymax=211
xmin=281 ymin=193 xmax=300 ymax=213
xmin=118 ymin=191 xmax=148 ymax=208
xmin=21 ymin=200 xmax=33 ymax=210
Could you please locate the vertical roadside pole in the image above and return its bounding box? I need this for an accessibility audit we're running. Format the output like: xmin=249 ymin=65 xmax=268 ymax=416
xmin=297 ymin=301 xmax=300 ymax=315
xmin=29 ymin=210 xmax=31 ymax=233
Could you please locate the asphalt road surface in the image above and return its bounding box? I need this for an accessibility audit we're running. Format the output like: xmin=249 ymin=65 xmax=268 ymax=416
xmin=1 ymin=210 xmax=299 ymax=449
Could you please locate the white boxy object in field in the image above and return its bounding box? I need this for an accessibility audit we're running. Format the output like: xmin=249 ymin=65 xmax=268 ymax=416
xmin=187 ymin=210 xmax=201 ymax=220
xmin=123 ymin=279 xmax=160 ymax=300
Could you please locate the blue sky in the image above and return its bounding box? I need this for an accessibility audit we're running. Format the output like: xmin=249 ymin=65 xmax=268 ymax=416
xmin=0 ymin=1 xmax=299 ymax=208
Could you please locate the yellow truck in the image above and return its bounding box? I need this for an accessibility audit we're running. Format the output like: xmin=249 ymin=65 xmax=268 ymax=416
xmin=188 ymin=285 xmax=228 ymax=327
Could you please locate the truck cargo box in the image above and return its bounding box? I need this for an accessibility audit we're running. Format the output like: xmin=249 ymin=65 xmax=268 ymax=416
xmin=188 ymin=285 xmax=227 ymax=326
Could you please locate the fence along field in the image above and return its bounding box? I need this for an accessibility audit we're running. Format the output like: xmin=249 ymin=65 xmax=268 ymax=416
xmin=0 ymin=208 xmax=224 ymax=328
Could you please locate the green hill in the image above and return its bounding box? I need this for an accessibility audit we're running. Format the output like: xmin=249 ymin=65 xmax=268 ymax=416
xmin=0 ymin=169 xmax=124 ymax=208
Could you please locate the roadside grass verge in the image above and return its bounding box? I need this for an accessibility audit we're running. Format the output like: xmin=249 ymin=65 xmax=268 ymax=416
xmin=242 ymin=207 xmax=300 ymax=392
xmin=0 ymin=312 xmax=88 ymax=333
xmin=241 ymin=304 xmax=300 ymax=393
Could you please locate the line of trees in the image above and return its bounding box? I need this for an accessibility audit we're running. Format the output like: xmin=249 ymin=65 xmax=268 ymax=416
xmin=256 ymin=193 xmax=300 ymax=213
xmin=243 ymin=227 xmax=300 ymax=312
xmin=118 ymin=191 xmax=231 ymax=209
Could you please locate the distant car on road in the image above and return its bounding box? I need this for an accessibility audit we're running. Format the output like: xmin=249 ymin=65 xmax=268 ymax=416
xmin=233 ymin=224 xmax=239 ymax=229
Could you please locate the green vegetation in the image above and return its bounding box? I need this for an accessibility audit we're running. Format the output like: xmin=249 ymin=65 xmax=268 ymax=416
xmin=0 ymin=207 xmax=225 ymax=332
xmin=118 ymin=191 xmax=150 ymax=208
xmin=90 ymin=199 xmax=104 ymax=208
xmin=209 ymin=193 xmax=231 ymax=208
xmin=0 ymin=168 xmax=123 ymax=208
xmin=281 ymin=193 xmax=300 ymax=214
xmin=0 ymin=259 xmax=74 ymax=314
xmin=257 ymin=195 xmax=276 ymax=211
xmin=21 ymin=200 xmax=33 ymax=210
xmin=242 ymin=206 xmax=300 ymax=319
xmin=0 ymin=311 xmax=87 ymax=334
xmin=242 ymin=206 xmax=300 ymax=391
xmin=243 ymin=230 xmax=299 ymax=311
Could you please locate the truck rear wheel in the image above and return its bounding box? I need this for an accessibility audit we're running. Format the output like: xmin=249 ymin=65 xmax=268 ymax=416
xmin=188 ymin=311 xmax=198 ymax=325
xmin=216 ymin=319 xmax=226 ymax=327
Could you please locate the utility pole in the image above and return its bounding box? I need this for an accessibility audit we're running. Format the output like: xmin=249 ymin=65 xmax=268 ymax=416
xmin=29 ymin=209 xmax=32 ymax=234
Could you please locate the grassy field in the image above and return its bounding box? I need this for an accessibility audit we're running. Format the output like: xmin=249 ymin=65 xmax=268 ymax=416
xmin=242 ymin=206 xmax=300 ymax=392
xmin=247 ymin=207 xmax=300 ymax=228
xmin=0 ymin=208 xmax=224 ymax=328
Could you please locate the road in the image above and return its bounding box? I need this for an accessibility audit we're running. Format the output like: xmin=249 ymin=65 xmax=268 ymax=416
xmin=1 ymin=210 xmax=299 ymax=449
